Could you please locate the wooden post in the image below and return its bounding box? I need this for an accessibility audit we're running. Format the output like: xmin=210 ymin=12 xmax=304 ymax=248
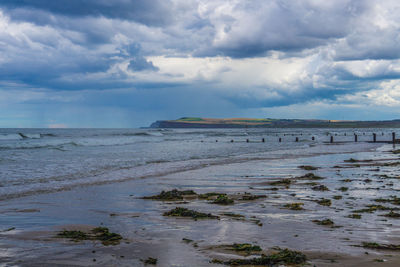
xmin=262 ymin=138 xmax=265 ymax=143
xmin=216 ymin=140 xmax=218 ymax=142
xmin=279 ymin=138 xmax=282 ymax=142
xmin=373 ymin=133 xmax=376 ymax=143
xmin=354 ymin=134 xmax=358 ymax=142
xmin=344 ymin=133 xmax=347 ymax=136
xmin=246 ymin=139 xmax=249 ymax=143
xmin=392 ymin=132 xmax=396 ymax=144
xmin=330 ymin=136 xmax=333 ymax=143
xmin=311 ymin=136 xmax=315 ymax=141
xmin=295 ymin=137 xmax=299 ymax=142
xmin=230 ymin=139 xmax=234 ymax=143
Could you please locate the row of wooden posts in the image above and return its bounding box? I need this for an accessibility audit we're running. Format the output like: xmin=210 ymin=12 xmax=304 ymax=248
xmin=219 ymin=132 xmax=397 ymax=143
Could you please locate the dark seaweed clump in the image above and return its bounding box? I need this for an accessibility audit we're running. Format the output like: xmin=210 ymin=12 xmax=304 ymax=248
xmin=214 ymin=248 xmax=307 ymax=266
xmin=298 ymin=165 xmax=318 ymax=170
xmin=297 ymin=173 xmax=323 ymax=180
xmin=163 ymin=207 xmax=219 ymax=219
xmin=333 ymin=195 xmax=343 ymax=200
xmin=57 ymin=227 xmax=122 ymax=245
xmin=374 ymin=196 xmax=400 ymax=205
xmin=212 ymin=195 xmax=234 ymax=205
xmin=312 ymin=185 xmax=329 ymax=191
xmin=338 ymin=187 xmax=348 ymax=192
xmin=198 ymin=192 xmax=226 ymax=200
xmin=143 ymin=257 xmax=158 ymax=265
xmin=312 ymin=219 xmax=334 ymax=226
xmin=239 ymin=194 xmax=267 ymax=201
xmin=348 ymin=214 xmax=362 ymax=219
xmin=142 ymin=189 xmax=196 ymax=201
xmin=382 ymin=211 xmax=400 ymax=218
xmin=269 ymin=179 xmax=292 ymax=186
xmin=353 ymin=205 xmax=397 ymax=213
xmin=231 ymin=243 xmax=262 ymax=253
xmin=283 ymin=203 xmax=304 ymax=210
xmin=361 ymin=242 xmax=400 ymax=250
xmin=315 ymin=198 xmax=332 ymax=206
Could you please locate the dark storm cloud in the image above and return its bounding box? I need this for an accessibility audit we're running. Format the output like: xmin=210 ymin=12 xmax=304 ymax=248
xmin=0 ymin=0 xmax=173 ymax=26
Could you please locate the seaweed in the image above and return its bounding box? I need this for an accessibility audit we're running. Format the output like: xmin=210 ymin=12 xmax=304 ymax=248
xmin=56 ymin=227 xmax=122 ymax=245
xmin=392 ymin=149 xmax=400 ymax=154
xmin=338 ymin=187 xmax=348 ymax=192
xmin=182 ymin=238 xmax=193 ymax=243
xmin=348 ymin=214 xmax=362 ymax=219
xmin=214 ymin=248 xmax=307 ymax=266
xmin=333 ymin=195 xmax=343 ymax=200
xmin=231 ymin=243 xmax=262 ymax=253
xmin=143 ymin=257 xmax=158 ymax=265
xmin=344 ymin=158 xmax=359 ymax=163
xmin=269 ymin=179 xmax=292 ymax=186
xmin=239 ymin=194 xmax=267 ymax=201
xmin=142 ymin=189 xmax=197 ymax=201
xmin=163 ymin=207 xmax=219 ymax=219
xmin=315 ymin=198 xmax=332 ymax=206
xmin=341 ymin=179 xmax=352 ymax=182
xmin=283 ymin=203 xmax=304 ymax=210
xmin=312 ymin=185 xmax=329 ymax=191
xmin=296 ymin=173 xmax=323 ymax=181
xmin=361 ymin=242 xmax=400 ymax=250
xmin=353 ymin=205 xmax=397 ymax=213
xmin=298 ymin=165 xmax=318 ymax=170
xmin=382 ymin=211 xmax=400 ymax=218
xmin=198 ymin=192 xmax=226 ymax=200
xmin=312 ymin=219 xmax=334 ymax=226
xmin=212 ymin=195 xmax=234 ymax=205
xmin=374 ymin=196 xmax=400 ymax=205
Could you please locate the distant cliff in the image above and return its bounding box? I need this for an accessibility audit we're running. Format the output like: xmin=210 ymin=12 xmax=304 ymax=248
xmin=149 ymin=117 xmax=400 ymax=128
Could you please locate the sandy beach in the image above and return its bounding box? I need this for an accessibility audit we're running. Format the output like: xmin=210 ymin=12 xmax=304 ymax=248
xmin=1 ymin=141 xmax=400 ymax=266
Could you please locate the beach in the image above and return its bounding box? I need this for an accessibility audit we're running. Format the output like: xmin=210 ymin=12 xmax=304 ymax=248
xmin=1 ymin=129 xmax=400 ymax=266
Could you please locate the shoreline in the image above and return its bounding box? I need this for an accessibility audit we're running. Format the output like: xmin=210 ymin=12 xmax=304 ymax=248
xmin=1 ymin=142 xmax=400 ymax=266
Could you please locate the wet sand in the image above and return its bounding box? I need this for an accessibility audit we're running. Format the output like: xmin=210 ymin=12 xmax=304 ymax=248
xmin=1 ymin=142 xmax=400 ymax=266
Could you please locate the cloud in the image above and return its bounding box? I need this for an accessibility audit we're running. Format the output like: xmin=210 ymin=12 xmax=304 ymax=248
xmin=0 ymin=0 xmax=173 ymax=26
xmin=1 ymin=0 xmax=400 ymax=126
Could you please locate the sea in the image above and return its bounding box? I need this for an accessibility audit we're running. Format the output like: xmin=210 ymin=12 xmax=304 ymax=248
xmin=0 ymin=128 xmax=396 ymax=200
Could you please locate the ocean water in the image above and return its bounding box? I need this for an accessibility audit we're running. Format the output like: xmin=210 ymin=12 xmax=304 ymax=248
xmin=0 ymin=128 xmax=396 ymax=200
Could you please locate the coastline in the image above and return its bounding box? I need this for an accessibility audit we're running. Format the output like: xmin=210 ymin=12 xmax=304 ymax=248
xmin=1 ymin=142 xmax=400 ymax=266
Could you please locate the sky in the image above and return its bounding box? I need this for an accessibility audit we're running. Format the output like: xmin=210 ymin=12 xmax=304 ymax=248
xmin=1 ymin=0 xmax=400 ymax=128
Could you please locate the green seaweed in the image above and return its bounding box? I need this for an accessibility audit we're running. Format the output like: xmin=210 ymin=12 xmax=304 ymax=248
xmin=312 ymin=185 xmax=329 ymax=191
xmin=56 ymin=227 xmax=122 ymax=245
xmin=297 ymin=173 xmax=323 ymax=180
xmin=239 ymin=194 xmax=267 ymax=201
xmin=269 ymin=179 xmax=292 ymax=186
xmin=143 ymin=257 xmax=158 ymax=265
xmin=163 ymin=207 xmax=219 ymax=219
xmin=361 ymin=242 xmax=400 ymax=250
xmin=315 ymin=198 xmax=332 ymax=206
xmin=212 ymin=195 xmax=234 ymax=205
xmin=353 ymin=205 xmax=396 ymax=213
xmin=198 ymin=192 xmax=226 ymax=200
xmin=231 ymin=243 xmax=262 ymax=253
xmin=142 ymin=189 xmax=197 ymax=201
xmin=348 ymin=214 xmax=362 ymax=219
xmin=298 ymin=165 xmax=318 ymax=170
xmin=333 ymin=195 xmax=343 ymax=200
xmin=338 ymin=187 xmax=348 ymax=192
xmin=382 ymin=211 xmax=400 ymax=218
xmin=214 ymin=248 xmax=307 ymax=266
xmin=283 ymin=203 xmax=304 ymax=210
xmin=374 ymin=196 xmax=400 ymax=205
xmin=312 ymin=219 xmax=334 ymax=226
